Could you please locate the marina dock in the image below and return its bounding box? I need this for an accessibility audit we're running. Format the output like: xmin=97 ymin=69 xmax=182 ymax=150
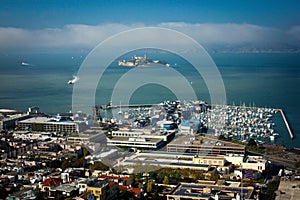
xmin=104 ymin=103 xmax=157 ymax=109
xmin=279 ymin=109 xmax=294 ymax=139
xmin=99 ymin=102 xmax=294 ymax=141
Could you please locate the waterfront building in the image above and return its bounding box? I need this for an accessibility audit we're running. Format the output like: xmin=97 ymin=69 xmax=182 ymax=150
xmin=0 ymin=109 xmax=29 ymax=131
xmin=18 ymin=116 xmax=79 ymax=133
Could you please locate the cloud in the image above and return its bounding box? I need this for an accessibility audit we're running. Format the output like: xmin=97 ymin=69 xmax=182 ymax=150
xmin=0 ymin=22 xmax=299 ymax=52
xmin=159 ymin=23 xmax=277 ymax=44
xmin=159 ymin=22 xmax=300 ymax=50
xmin=288 ymin=25 xmax=300 ymax=41
xmin=0 ymin=24 xmax=137 ymax=49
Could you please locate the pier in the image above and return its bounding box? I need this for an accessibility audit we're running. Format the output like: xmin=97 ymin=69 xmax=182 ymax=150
xmin=103 ymin=103 xmax=157 ymax=109
xmin=279 ymin=109 xmax=294 ymax=139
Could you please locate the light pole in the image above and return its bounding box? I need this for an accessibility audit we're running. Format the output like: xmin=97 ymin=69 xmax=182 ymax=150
xmin=240 ymin=161 xmax=243 ymax=200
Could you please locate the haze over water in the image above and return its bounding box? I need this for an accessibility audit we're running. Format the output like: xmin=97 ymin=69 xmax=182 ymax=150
xmin=0 ymin=51 xmax=299 ymax=148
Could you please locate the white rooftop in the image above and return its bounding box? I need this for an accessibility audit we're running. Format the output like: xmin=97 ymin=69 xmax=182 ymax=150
xmin=0 ymin=109 xmax=18 ymax=113
xmin=19 ymin=117 xmax=76 ymax=125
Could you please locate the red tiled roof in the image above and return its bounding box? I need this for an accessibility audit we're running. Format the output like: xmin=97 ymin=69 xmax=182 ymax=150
xmin=98 ymin=175 xmax=119 ymax=180
xmin=130 ymin=187 xmax=142 ymax=196
xmin=109 ymin=181 xmax=117 ymax=187
xmin=41 ymin=178 xmax=62 ymax=187
xmin=98 ymin=175 xmax=131 ymax=182
xmin=119 ymin=185 xmax=141 ymax=196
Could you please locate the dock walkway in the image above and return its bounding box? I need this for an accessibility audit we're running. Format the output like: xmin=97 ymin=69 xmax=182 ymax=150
xmin=279 ymin=109 xmax=294 ymax=139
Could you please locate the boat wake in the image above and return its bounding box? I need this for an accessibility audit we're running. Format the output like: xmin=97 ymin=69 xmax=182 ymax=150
xmin=68 ymin=76 xmax=79 ymax=84
xmin=21 ymin=61 xmax=34 ymax=66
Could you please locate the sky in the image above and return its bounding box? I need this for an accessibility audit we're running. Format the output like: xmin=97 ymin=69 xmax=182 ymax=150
xmin=0 ymin=0 xmax=300 ymax=52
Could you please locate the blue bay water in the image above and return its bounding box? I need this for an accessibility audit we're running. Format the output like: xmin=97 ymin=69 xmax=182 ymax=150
xmin=0 ymin=52 xmax=299 ymax=148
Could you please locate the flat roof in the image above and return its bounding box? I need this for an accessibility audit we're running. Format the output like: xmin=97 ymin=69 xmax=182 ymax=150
xmin=52 ymin=184 xmax=78 ymax=192
xmin=0 ymin=109 xmax=18 ymax=113
xmin=123 ymin=159 xmax=209 ymax=168
xmin=170 ymin=182 xmax=254 ymax=199
xmin=19 ymin=117 xmax=76 ymax=125
xmin=140 ymin=151 xmax=224 ymax=158
xmin=109 ymin=137 xmax=162 ymax=143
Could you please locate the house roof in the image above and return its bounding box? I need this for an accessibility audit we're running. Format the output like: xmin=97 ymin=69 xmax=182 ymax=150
xmin=42 ymin=177 xmax=62 ymax=187
xmin=119 ymin=185 xmax=142 ymax=196
xmin=98 ymin=175 xmax=131 ymax=182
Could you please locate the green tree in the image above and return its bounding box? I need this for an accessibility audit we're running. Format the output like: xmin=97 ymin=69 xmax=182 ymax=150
xmin=163 ymin=176 xmax=169 ymax=185
xmin=295 ymin=161 xmax=300 ymax=168
xmin=149 ymin=171 xmax=157 ymax=180
xmin=90 ymin=161 xmax=109 ymax=171
xmin=265 ymin=178 xmax=280 ymax=200
xmin=0 ymin=161 xmax=7 ymax=168
xmin=209 ymin=170 xmax=219 ymax=181
xmin=147 ymin=181 xmax=153 ymax=193
xmin=247 ymin=138 xmax=257 ymax=147
xmin=218 ymin=134 xmax=226 ymax=140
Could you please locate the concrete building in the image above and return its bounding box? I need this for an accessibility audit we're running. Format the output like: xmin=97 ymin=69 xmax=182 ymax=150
xmin=121 ymin=159 xmax=210 ymax=172
xmin=107 ymin=128 xmax=175 ymax=150
xmin=167 ymin=137 xmax=245 ymax=155
xmin=167 ymin=181 xmax=254 ymax=200
xmin=242 ymin=155 xmax=267 ymax=172
xmin=18 ymin=117 xmax=79 ymax=133
xmin=117 ymin=151 xmax=231 ymax=173
xmin=224 ymin=154 xmax=267 ymax=172
xmin=193 ymin=155 xmax=225 ymax=166
xmin=225 ymin=154 xmax=244 ymax=165
xmin=0 ymin=109 xmax=29 ymax=131
xmin=49 ymin=183 xmax=79 ymax=199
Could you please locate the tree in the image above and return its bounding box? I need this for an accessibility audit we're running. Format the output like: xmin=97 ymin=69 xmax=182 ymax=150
xmin=265 ymin=178 xmax=280 ymax=200
xmin=147 ymin=181 xmax=153 ymax=193
xmin=149 ymin=171 xmax=157 ymax=180
xmin=247 ymin=138 xmax=257 ymax=147
xmin=218 ymin=134 xmax=226 ymax=140
xmin=90 ymin=161 xmax=109 ymax=171
xmin=61 ymin=159 xmax=69 ymax=170
xmin=0 ymin=161 xmax=7 ymax=168
xmin=163 ymin=176 xmax=169 ymax=185
xmin=209 ymin=173 xmax=219 ymax=181
xmin=295 ymin=161 xmax=300 ymax=168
